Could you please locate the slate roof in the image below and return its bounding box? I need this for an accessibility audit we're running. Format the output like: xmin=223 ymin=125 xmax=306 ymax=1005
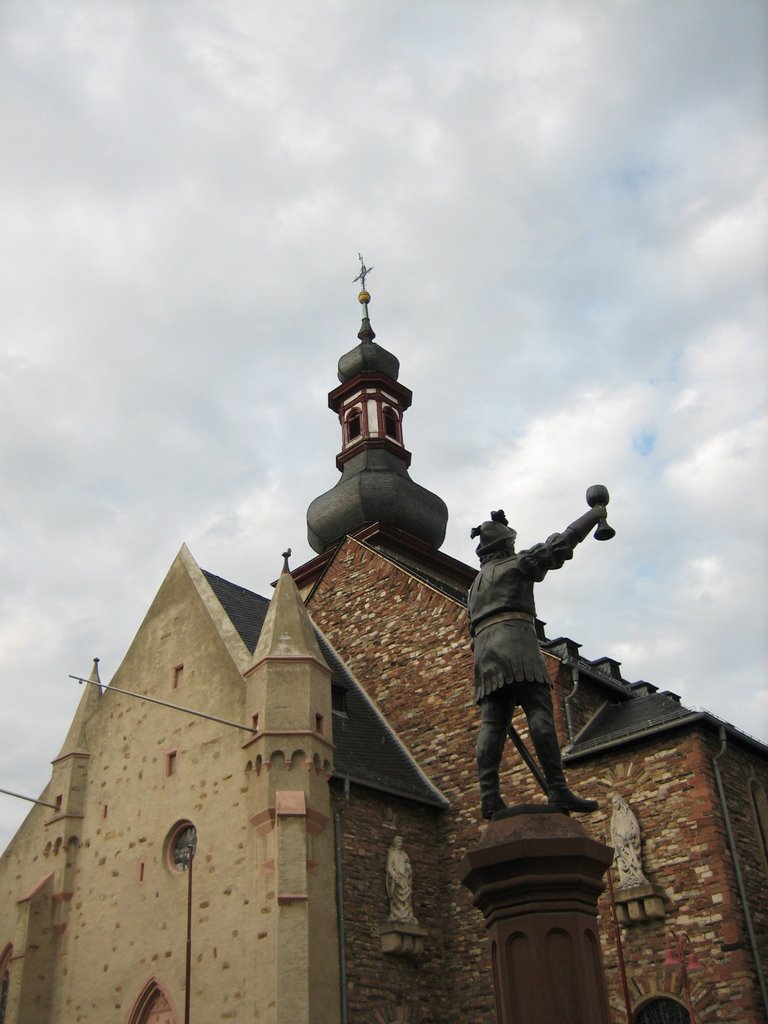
xmin=564 ymin=692 xmax=708 ymax=761
xmin=375 ymin=551 xmax=470 ymax=604
xmin=202 ymin=570 xmax=447 ymax=808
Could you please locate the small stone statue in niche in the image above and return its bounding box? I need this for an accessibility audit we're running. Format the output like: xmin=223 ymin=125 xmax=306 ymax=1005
xmin=610 ymin=794 xmax=649 ymax=888
xmin=386 ymin=836 xmax=418 ymax=924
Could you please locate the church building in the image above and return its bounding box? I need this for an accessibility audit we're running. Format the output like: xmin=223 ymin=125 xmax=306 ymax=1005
xmin=1 ymin=286 xmax=766 ymax=1024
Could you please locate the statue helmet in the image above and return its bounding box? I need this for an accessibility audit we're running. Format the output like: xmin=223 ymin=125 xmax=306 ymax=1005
xmin=470 ymin=510 xmax=517 ymax=557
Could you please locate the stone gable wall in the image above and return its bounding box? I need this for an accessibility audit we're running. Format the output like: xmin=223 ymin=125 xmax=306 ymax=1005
xmin=0 ymin=555 xmax=268 ymax=1022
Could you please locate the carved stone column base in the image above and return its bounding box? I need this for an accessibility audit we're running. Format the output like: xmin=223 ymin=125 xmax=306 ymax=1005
xmin=379 ymin=920 xmax=427 ymax=958
xmin=614 ymin=882 xmax=666 ymax=924
xmin=458 ymin=808 xmax=614 ymax=1024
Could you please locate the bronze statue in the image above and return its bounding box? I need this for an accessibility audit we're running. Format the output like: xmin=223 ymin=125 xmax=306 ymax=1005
xmin=468 ymin=486 xmax=614 ymax=820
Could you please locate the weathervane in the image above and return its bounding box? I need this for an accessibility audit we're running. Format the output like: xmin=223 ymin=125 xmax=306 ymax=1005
xmin=352 ymin=253 xmax=373 ymax=293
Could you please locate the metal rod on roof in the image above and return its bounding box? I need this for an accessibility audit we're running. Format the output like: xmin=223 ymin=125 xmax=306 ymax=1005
xmin=0 ymin=787 xmax=60 ymax=810
xmin=69 ymin=675 xmax=257 ymax=734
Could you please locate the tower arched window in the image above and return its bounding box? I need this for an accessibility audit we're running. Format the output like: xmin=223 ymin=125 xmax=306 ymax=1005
xmin=346 ymin=410 xmax=362 ymax=442
xmin=383 ymin=407 xmax=400 ymax=441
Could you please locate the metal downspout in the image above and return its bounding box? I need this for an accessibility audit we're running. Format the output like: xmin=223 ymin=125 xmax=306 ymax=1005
xmin=563 ymin=659 xmax=580 ymax=744
xmin=334 ymin=775 xmax=350 ymax=1024
xmin=711 ymin=727 xmax=768 ymax=1019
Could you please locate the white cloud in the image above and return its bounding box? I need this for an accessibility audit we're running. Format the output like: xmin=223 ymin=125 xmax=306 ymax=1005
xmin=0 ymin=0 xmax=765 ymax=848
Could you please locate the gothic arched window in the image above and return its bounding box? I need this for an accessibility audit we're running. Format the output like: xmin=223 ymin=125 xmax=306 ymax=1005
xmin=127 ymin=978 xmax=178 ymax=1024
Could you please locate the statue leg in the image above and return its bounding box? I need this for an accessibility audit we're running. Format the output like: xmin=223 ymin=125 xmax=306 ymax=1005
xmin=519 ymin=683 xmax=599 ymax=814
xmin=477 ymin=690 xmax=512 ymax=820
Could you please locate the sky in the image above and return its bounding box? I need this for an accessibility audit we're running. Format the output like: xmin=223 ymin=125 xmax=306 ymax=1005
xmin=1 ymin=0 xmax=766 ymax=850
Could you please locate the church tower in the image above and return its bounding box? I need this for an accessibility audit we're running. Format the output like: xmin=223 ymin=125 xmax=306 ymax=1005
xmin=306 ymin=266 xmax=449 ymax=555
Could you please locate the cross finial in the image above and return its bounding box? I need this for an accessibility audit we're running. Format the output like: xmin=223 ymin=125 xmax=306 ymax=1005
xmin=281 ymin=548 xmax=292 ymax=574
xmin=352 ymin=253 xmax=373 ymax=292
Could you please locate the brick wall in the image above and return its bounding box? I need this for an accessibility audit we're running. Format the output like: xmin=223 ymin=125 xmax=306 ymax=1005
xmin=310 ymin=537 xmax=768 ymax=1024
xmin=332 ymin=782 xmax=450 ymax=1024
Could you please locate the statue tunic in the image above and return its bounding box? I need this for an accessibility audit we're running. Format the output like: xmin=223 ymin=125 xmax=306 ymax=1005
xmin=468 ymin=530 xmax=578 ymax=702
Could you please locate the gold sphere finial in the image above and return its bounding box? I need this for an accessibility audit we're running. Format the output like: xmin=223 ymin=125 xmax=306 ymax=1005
xmin=358 ymin=289 xmax=371 ymax=305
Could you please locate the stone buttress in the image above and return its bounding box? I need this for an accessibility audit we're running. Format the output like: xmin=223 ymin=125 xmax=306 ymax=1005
xmin=242 ymin=558 xmax=340 ymax=1024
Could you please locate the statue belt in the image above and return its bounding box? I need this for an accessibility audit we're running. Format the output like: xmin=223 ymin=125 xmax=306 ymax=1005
xmin=474 ymin=611 xmax=535 ymax=635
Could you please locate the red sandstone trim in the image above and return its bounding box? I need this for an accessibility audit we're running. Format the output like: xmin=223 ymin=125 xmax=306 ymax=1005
xmin=241 ymin=729 xmax=335 ymax=752
xmin=327 ymin=373 xmax=412 ymax=413
xmin=126 ymin=976 xmax=181 ymax=1024
xmin=249 ymin=808 xmax=276 ymax=833
xmin=163 ymin=749 xmax=179 ymax=779
xmin=275 ymin=791 xmax=306 ymax=816
xmin=50 ymin=750 xmax=91 ymax=766
xmin=244 ymin=654 xmax=332 ymax=678
xmin=17 ymin=872 xmax=54 ymax=903
xmin=44 ymin=812 xmax=84 ymax=827
xmin=306 ymin=808 xmax=330 ymax=834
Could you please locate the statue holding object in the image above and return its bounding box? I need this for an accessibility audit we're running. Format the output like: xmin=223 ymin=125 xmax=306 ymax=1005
xmin=468 ymin=486 xmax=615 ymax=820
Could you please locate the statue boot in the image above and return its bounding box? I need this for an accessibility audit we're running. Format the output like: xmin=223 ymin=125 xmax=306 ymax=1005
xmin=528 ymin=715 xmax=598 ymax=814
xmin=477 ymin=717 xmax=507 ymax=820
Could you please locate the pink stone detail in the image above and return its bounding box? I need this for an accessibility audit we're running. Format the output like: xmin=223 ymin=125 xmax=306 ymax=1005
xmin=17 ymin=871 xmax=54 ymax=903
xmin=275 ymin=791 xmax=307 ymax=816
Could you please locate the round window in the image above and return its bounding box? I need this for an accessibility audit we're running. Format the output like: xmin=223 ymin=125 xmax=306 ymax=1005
xmin=167 ymin=822 xmax=197 ymax=872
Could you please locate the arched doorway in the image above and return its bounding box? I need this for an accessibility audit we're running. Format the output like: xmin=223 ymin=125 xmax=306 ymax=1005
xmin=635 ymin=997 xmax=690 ymax=1024
xmin=127 ymin=978 xmax=178 ymax=1024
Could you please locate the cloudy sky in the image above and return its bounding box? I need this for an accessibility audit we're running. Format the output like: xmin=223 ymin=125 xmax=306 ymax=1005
xmin=1 ymin=0 xmax=766 ymax=849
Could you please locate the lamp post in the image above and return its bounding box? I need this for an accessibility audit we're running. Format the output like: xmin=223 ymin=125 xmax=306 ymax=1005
xmin=605 ymin=855 xmax=633 ymax=1022
xmin=664 ymin=929 xmax=702 ymax=1024
xmin=177 ymin=831 xmax=197 ymax=1024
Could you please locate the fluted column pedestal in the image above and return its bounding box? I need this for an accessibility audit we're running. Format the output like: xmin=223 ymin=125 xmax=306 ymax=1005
xmin=458 ymin=808 xmax=613 ymax=1024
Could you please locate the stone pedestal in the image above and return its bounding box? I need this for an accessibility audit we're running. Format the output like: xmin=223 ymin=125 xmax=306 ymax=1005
xmin=458 ymin=808 xmax=614 ymax=1024
xmin=379 ymin=920 xmax=427 ymax=958
xmin=613 ymin=881 xmax=666 ymax=924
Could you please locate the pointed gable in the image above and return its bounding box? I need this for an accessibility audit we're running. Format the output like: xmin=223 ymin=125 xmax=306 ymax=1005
xmin=250 ymin=563 xmax=326 ymax=669
xmin=200 ymin=568 xmax=447 ymax=808
xmin=54 ymin=658 xmax=102 ymax=759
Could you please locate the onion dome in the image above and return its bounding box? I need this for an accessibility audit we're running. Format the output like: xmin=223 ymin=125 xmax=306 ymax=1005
xmin=337 ymin=291 xmax=400 ymax=382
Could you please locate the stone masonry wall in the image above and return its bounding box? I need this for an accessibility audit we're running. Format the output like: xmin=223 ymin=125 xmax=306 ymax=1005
xmin=309 ymin=538 xmax=608 ymax=1023
xmin=560 ymin=727 xmax=767 ymax=1023
xmin=309 ymin=538 xmax=768 ymax=1024
xmin=332 ymin=781 xmax=449 ymax=1024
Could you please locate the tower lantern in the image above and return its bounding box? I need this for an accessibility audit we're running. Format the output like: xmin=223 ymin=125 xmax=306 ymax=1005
xmin=306 ymin=260 xmax=448 ymax=554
